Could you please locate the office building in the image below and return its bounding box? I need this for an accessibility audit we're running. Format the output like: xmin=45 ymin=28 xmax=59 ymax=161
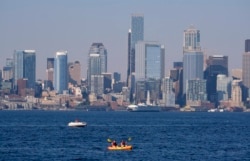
xmin=231 ymin=80 xmax=243 ymax=107
xmin=242 ymin=39 xmax=250 ymax=100
xmin=89 ymin=43 xmax=107 ymax=74
xmin=204 ymin=55 xmax=228 ymax=103
xmin=217 ymin=74 xmax=232 ymax=102
xmin=183 ymin=26 xmax=204 ymax=98
xmin=161 ymin=77 xmax=175 ymax=107
xmin=135 ymin=41 xmax=165 ymax=80
xmin=127 ymin=14 xmax=144 ymax=86
xmin=54 ymin=51 xmax=68 ymax=94
xmin=13 ymin=50 xmax=36 ymax=89
xmin=90 ymin=75 xmax=104 ymax=97
xmin=68 ymin=61 xmax=81 ymax=86
xmin=186 ymin=79 xmax=207 ymax=106
xmin=245 ymin=39 xmax=250 ymax=52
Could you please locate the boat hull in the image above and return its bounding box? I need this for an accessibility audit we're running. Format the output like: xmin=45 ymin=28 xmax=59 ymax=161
xmin=108 ymin=145 xmax=132 ymax=150
xmin=68 ymin=122 xmax=87 ymax=127
xmin=127 ymin=105 xmax=160 ymax=112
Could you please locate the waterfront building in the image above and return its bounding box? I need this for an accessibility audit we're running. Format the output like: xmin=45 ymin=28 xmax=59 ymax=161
xmin=217 ymin=74 xmax=232 ymax=102
xmin=68 ymin=61 xmax=81 ymax=86
xmin=242 ymin=39 xmax=250 ymax=100
xmin=186 ymin=79 xmax=207 ymax=106
xmin=161 ymin=77 xmax=175 ymax=107
xmin=13 ymin=50 xmax=36 ymax=89
xmin=183 ymin=26 xmax=204 ymax=102
xmin=54 ymin=51 xmax=68 ymax=94
xmin=204 ymin=55 xmax=228 ymax=103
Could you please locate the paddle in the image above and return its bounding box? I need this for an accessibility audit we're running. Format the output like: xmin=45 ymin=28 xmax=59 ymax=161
xmin=107 ymin=138 xmax=112 ymax=143
xmin=128 ymin=137 xmax=132 ymax=142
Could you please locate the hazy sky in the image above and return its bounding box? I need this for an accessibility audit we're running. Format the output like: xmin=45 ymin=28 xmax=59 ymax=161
xmin=0 ymin=0 xmax=249 ymax=81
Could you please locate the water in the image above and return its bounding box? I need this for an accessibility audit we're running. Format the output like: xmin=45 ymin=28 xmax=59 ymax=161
xmin=0 ymin=111 xmax=250 ymax=161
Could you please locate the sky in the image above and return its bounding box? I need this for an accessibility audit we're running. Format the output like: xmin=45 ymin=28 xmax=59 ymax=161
xmin=0 ymin=0 xmax=250 ymax=81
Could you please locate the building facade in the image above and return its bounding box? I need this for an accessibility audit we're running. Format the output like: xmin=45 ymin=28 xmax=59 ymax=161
xmin=135 ymin=41 xmax=165 ymax=81
xmin=68 ymin=61 xmax=81 ymax=86
xmin=242 ymin=39 xmax=250 ymax=100
xmin=127 ymin=14 xmax=144 ymax=87
xmin=13 ymin=50 xmax=36 ymax=90
xmin=183 ymin=26 xmax=204 ymax=104
xmin=54 ymin=51 xmax=68 ymax=94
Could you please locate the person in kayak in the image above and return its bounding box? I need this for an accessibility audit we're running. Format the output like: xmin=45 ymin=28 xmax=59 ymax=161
xmin=111 ymin=140 xmax=117 ymax=147
xmin=120 ymin=140 xmax=126 ymax=147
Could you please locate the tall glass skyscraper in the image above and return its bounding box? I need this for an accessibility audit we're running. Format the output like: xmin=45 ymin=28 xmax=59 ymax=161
xmin=87 ymin=43 xmax=107 ymax=95
xmin=127 ymin=14 xmax=144 ymax=85
xmin=13 ymin=50 xmax=36 ymax=90
xmin=135 ymin=41 xmax=165 ymax=81
xmin=54 ymin=51 xmax=68 ymax=94
xmin=242 ymin=39 xmax=250 ymax=100
xmin=183 ymin=26 xmax=204 ymax=98
xmin=89 ymin=43 xmax=107 ymax=74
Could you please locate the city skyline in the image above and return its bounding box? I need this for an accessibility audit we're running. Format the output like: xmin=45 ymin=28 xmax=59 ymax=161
xmin=1 ymin=0 xmax=250 ymax=81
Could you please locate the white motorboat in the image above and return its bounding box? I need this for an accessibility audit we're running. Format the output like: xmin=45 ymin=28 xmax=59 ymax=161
xmin=68 ymin=120 xmax=87 ymax=127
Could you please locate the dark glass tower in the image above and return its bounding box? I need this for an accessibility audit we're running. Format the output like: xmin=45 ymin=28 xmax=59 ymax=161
xmin=245 ymin=39 xmax=250 ymax=52
xmin=204 ymin=55 xmax=228 ymax=104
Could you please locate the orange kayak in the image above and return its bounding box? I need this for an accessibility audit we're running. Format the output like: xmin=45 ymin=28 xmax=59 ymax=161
xmin=108 ymin=145 xmax=132 ymax=150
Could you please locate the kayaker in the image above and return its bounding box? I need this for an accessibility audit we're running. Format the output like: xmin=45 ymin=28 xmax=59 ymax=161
xmin=111 ymin=140 xmax=117 ymax=147
xmin=120 ymin=140 xmax=126 ymax=147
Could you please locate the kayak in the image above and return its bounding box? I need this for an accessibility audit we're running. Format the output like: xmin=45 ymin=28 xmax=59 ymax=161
xmin=108 ymin=145 xmax=132 ymax=150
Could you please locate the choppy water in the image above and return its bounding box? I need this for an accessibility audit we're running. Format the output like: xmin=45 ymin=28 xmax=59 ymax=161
xmin=0 ymin=111 xmax=250 ymax=160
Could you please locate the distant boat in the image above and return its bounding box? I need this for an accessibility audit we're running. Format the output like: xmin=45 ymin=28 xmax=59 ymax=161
xmin=68 ymin=120 xmax=87 ymax=127
xmin=127 ymin=90 xmax=161 ymax=112
xmin=127 ymin=104 xmax=161 ymax=112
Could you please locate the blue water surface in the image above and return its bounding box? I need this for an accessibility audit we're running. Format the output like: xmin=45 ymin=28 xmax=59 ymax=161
xmin=0 ymin=111 xmax=250 ymax=161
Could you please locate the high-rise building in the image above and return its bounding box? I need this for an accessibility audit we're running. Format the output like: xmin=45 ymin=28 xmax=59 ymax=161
xmin=89 ymin=43 xmax=107 ymax=73
xmin=113 ymin=72 xmax=121 ymax=83
xmin=170 ymin=62 xmax=183 ymax=105
xmin=90 ymin=75 xmax=104 ymax=96
xmin=183 ymin=26 xmax=204 ymax=100
xmin=87 ymin=43 xmax=107 ymax=94
xmin=242 ymin=39 xmax=250 ymax=100
xmin=135 ymin=41 xmax=165 ymax=81
xmin=54 ymin=51 xmax=68 ymax=94
xmin=13 ymin=50 xmax=36 ymax=89
xmin=127 ymin=14 xmax=144 ymax=86
xmin=217 ymin=74 xmax=232 ymax=102
xmin=204 ymin=55 xmax=228 ymax=104
xmin=231 ymin=80 xmax=243 ymax=107
xmin=186 ymin=79 xmax=207 ymax=106
xmin=46 ymin=58 xmax=54 ymax=87
xmin=102 ymin=73 xmax=112 ymax=93
xmin=161 ymin=77 xmax=175 ymax=107
xmin=245 ymin=39 xmax=250 ymax=52
xmin=68 ymin=61 xmax=81 ymax=86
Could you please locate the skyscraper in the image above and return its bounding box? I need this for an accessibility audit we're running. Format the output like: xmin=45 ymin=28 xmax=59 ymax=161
xmin=68 ymin=61 xmax=81 ymax=86
xmin=127 ymin=14 xmax=144 ymax=86
xmin=46 ymin=58 xmax=54 ymax=86
xmin=13 ymin=50 xmax=36 ymax=89
xmin=89 ymin=43 xmax=107 ymax=73
xmin=54 ymin=51 xmax=68 ymax=94
xmin=204 ymin=55 xmax=228 ymax=104
xmin=88 ymin=43 xmax=107 ymax=95
xmin=135 ymin=41 xmax=165 ymax=81
xmin=242 ymin=39 xmax=250 ymax=100
xmin=183 ymin=26 xmax=204 ymax=99
xmin=245 ymin=39 xmax=250 ymax=52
